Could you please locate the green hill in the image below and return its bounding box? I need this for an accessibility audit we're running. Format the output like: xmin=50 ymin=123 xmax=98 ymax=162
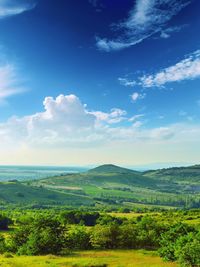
xmin=144 ymin=164 xmax=200 ymax=190
xmin=36 ymin=164 xmax=161 ymax=189
xmin=0 ymin=181 xmax=94 ymax=207
xmin=2 ymin=164 xmax=200 ymax=209
xmin=29 ymin=164 xmax=187 ymax=208
xmin=88 ymin=164 xmax=138 ymax=174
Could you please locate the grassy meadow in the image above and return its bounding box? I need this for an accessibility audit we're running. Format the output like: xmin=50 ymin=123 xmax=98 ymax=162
xmin=0 ymin=250 xmax=177 ymax=267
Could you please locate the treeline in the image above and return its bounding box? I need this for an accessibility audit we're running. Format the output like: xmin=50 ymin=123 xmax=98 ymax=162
xmin=0 ymin=210 xmax=200 ymax=266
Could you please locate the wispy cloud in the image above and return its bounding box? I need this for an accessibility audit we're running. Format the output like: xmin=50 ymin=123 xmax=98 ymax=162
xmin=131 ymin=92 xmax=146 ymax=102
xmin=119 ymin=50 xmax=200 ymax=89
xmin=159 ymin=25 xmax=187 ymax=39
xmin=0 ymin=64 xmax=26 ymax=103
xmin=96 ymin=0 xmax=190 ymax=52
xmin=118 ymin=77 xmax=136 ymax=87
xmin=91 ymin=108 xmax=127 ymax=124
xmin=0 ymin=0 xmax=35 ymax=19
xmin=88 ymin=0 xmax=104 ymax=12
xmin=128 ymin=114 xmax=144 ymax=122
xmin=140 ymin=50 xmax=200 ymax=87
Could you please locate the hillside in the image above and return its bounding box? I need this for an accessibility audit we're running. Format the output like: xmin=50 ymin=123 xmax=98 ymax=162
xmin=1 ymin=164 xmax=200 ymax=209
xmin=144 ymin=164 xmax=200 ymax=190
xmin=29 ymin=164 xmax=192 ymax=208
xmin=33 ymin=164 xmax=165 ymax=190
xmin=88 ymin=164 xmax=138 ymax=174
xmin=0 ymin=181 xmax=94 ymax=207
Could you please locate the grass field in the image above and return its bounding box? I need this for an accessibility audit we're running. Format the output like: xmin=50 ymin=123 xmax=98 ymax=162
xmin=0 ymin=250 xmax=177 ymax=267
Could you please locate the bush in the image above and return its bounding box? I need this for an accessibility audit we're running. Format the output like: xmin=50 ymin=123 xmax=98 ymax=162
xmin=0 ymin=235 xmax=7 ymax=254
xmin=159 ymin=223 xmax=196 ymax=262
xmin=137 ymin=216 xmax=165 ymax=249
xmin=90 ymin=224 xmax=120 ymax=249
xmin=118 ymin=223 xmax=138 ymax=248
xmin=65 ymin=226 xmax=91 ymax=250
xmin=10 ymin=216 xmax=65 ymax=255
xmin=174 ymin=232 xmax=200 ymax=267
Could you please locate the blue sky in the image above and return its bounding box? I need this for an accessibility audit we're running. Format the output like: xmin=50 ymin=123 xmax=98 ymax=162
xmin=0 ymin=0 xmax=200 ymax=166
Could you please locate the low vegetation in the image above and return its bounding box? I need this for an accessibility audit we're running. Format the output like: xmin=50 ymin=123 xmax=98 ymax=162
xmin=0 ymin=209 xmax=200 ymax=266
xmin=0 ymin=250 xmax=177 ymax=267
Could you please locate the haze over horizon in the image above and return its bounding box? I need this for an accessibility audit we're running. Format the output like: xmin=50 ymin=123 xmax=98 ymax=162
xmin=0 ymin=0 xmax=200 ymax=166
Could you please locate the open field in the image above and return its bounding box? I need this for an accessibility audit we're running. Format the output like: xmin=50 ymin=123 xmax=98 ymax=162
xmin=0 ymin=250 xmax=177 ymax=267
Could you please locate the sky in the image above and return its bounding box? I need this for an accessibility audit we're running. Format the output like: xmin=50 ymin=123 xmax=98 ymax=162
xmin=0 ymin=0 xmax=200 ymax=166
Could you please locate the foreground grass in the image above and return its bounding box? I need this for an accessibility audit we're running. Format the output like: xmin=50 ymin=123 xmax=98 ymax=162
xmin=0 ymin=250 xmax=177 ymax=267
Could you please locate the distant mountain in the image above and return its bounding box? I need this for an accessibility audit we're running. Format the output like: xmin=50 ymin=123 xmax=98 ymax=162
xmin=88 ymin=164 xmax=138 ymax=174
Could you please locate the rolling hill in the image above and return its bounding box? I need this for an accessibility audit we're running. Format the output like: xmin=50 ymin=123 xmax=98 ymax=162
xmin=1 ymin=164 xmax=200 ymax=209
xmin=33 ymin=164 xmax=165 ymax=190
xmin=88 ymin=164 xmax=138 ymax=174
xmin=143 ymin=164 xmax=200 ymax=194
xmin=28 ymin=164 xmax=198 ymax=209
xmin=0 ymin=181 xmax=94 ymax=207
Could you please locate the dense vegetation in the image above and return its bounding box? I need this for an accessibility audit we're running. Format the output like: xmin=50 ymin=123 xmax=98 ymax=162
xmin=1 ymin=209 xmax=200 ymax=266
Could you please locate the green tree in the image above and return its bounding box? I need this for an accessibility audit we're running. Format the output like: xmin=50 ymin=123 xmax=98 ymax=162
xmin=174 ymin=232 xmax=200 ymax=267
xmin=11 ymin=216 xmax=65 ymax=255
xmin=90 ymin=224 xmax=120 ymax=249
xmin=118 ymin=223 xmax=138 ymax=248
xmin=65 ymin=225 xmax=91 ymax=250
xmin=137 ymin=216 xmax=165 ymax=249
xmin=9 ymin=225 xmax=31 ymax=253
xmin=159 ymin=223 xmax=195 ymax=261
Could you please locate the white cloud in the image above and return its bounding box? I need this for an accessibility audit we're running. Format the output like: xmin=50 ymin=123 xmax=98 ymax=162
xmin=131 ymin=92 xmax=146 ymax=102
xmin=131 ymin=92 xmax=139 ymax=101
xmin=96 ymin=0 xmax=190 ymax=51
xmin=149 ymin=127 xmax=174 ymax=140
xmin=118 ymin=77 xmax=136 ymax=87
xmin=139 ymin=50 xmax=200 ymax=87
xmin=128 ymin=114 xmax=144 ymax=122
xmin=0 ymin=0 xmax=35 ymax=19
xmin=0 ymin=93 xmax=177 ymax=149
xmin=2 ymin=93 xmax=200 ymax=166
xmin=91 ymin=108 xmax=127 ymax=124
xmin=160 ymin=31 xmax=170 ymax=39
xmin=159 ymin=25 xmax=186 ymax=39
xmin=0 ymin=64 xmax=26 ymax=102
xmin=0 ymin=94 xmax=97 ymax=147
